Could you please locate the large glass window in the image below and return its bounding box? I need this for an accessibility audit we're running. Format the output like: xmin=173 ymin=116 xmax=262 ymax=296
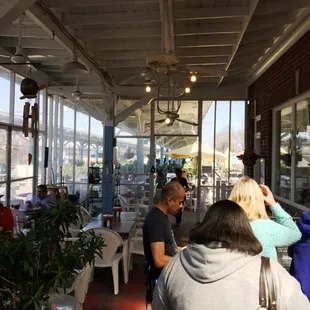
xmin=274 ymin=96 xmax=310 ymax=208
xmin=90 ymin=117 xmax=103 ymax=165
xmin=62 ymin=106 xmax=75 ymax=183
xmin=14 ymin=74 xmax=24 ymax=126
xmin=295 ymin=101 xmax=310 ymax=206
xmin=11 ymin=131 xmax=34 ymax=180
xmin=0 ymin=67 xmax=10 ymax=124
xmin=275 ymin=106 xmax=292 ymax=200
xmin=75 ymin=111 xmax=89 ymax=182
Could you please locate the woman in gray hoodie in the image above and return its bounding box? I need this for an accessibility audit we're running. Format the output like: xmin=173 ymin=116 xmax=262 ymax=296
xmin=152 ymin=200 xmax=309 ymax=310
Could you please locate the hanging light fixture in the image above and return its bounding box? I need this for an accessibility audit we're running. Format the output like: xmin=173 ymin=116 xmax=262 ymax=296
xmin=165 ymin=117 xmax=171 ymax=124
xmin=145 ymin=84 xmax=152 ymax=93
xmin=185 ymin=87 xmax=191 ymax=93
xmin=190 ymin=73 xmax=197 ymax=83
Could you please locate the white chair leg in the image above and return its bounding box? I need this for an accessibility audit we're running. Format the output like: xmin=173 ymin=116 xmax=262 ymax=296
xmin=122 ymin=254 xmax=129 ymax=284
xmin=111 ymin=261 xmax=120 ymax=295
xmin=89 ymin=267 xmax=95 ymax=283
xmin=129 ymin=253 xmax=133 ymax=271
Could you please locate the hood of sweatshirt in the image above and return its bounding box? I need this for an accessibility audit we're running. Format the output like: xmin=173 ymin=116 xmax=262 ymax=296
xmin=298 ymin=211 xmax=310 ymax=235
xmin=180 ymin=244 xmax=259 ymax=284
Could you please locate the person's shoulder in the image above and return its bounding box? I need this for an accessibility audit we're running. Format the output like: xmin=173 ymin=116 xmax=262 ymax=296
xmin=144 ymin=207 xmax=166 ymax=225
xmin=161 ymin=253 xmax=181 ymax=278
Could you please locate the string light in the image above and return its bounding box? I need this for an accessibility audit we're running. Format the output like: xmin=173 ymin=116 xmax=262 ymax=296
xmin=185 ymin=87 xmax=191 ymax=93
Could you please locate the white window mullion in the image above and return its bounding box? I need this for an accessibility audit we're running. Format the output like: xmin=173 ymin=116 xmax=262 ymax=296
xmin=47 ymin=96 xmax=53 ymax=184
xmin=72 ymin=108 xmax=77 ymax=193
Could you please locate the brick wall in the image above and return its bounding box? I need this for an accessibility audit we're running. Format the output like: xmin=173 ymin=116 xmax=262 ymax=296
xmin=248 ymin=30 xmax=310 ymax=186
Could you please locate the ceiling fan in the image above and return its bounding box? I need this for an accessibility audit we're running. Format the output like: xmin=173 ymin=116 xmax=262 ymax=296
xmin=0 ymin=17 xmax=40 ymax=70
xmin=118 ymin=52 xmax=227 ymax=90
xmin=151 ymin=111 xmax=198 ymax=127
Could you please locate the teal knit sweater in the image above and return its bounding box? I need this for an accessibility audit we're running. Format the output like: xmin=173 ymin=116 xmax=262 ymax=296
xmin=250 ymin=203 xmax=302 ymax=261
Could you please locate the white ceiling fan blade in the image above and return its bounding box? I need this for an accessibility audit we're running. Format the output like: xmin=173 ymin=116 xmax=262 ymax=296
xmin=187 ymin=65 xmax=227 ymax=77
xmin=0 ymin=55 xmax=10 ymax=58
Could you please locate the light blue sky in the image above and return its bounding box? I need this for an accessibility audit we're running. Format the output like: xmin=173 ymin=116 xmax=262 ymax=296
xmin=202 ymin=101 xmax=245 ymax=147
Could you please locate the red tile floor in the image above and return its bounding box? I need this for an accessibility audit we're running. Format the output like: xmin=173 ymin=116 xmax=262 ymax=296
xmin=84 ymin=210 xmax=196 ymax=310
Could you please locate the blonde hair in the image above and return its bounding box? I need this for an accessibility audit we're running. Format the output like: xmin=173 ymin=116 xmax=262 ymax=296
xmin=229 ymin=176 xmax=268 ymax=221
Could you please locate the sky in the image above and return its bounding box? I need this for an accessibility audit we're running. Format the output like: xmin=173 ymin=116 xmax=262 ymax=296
xmin=202 ymin=101 xmax=245 ymax=147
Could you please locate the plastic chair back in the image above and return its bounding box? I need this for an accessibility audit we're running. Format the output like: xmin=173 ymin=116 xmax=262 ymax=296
xmin=92 ymin=228 xmax=123 ymax=266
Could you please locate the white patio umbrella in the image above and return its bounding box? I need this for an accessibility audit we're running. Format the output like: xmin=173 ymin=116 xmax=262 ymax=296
xmin=165 ymin=141 xmax=226 ymax=161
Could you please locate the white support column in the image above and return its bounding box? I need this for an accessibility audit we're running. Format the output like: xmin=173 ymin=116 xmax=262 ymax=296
xmin=196 ymin=100 xmax=203 ymax=223
xmin=47 ymin=95 xmax=53 ymax=184
xmin=41 ymin=88 xmax=47 ymax=184
xmin=53 ymin=95 xmax=59 ymax=182
xmin=72 ymin=108 xmax=77 ymax=193
xmin=9 ymin=72 xmax=15 ymax=124
xmin=59 ymin=97 xmax=64 ymax=171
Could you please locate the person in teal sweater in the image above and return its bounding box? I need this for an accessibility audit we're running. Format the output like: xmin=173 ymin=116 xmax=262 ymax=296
xmin=229 ymin=176 xmax=301 ymax=261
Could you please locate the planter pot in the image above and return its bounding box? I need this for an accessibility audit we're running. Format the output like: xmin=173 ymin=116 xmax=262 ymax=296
xmin=124 ymin=152 xmax=135 ymax=159
xmin=242 ymin=158 xmax=257 ymax=167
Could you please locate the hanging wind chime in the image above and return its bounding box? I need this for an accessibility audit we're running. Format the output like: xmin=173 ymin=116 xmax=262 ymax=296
xmin=20 ymin=77 xmax=45 ymax=138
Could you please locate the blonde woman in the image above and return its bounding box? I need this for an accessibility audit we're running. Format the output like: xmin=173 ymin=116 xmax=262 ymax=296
xmin=229 ymin=176 xmax=301 ymax=260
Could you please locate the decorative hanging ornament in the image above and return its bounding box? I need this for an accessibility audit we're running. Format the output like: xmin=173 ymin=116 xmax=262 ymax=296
xmin=20 ymin=77 xmax=46 ymax=100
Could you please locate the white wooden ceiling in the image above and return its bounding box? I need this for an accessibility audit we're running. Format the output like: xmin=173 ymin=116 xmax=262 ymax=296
xmin=0 ymin=0 xmax=310 ymax=130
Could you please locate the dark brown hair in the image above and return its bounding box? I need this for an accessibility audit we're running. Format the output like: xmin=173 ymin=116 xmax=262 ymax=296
xmin=37 ymin=184 xmax=47 ymax=192
xmin=190 ymin=200 xmax=262 ymax=256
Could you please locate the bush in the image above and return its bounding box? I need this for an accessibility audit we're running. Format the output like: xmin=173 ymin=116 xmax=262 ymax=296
xmin=0 ymin=199 xmax=105 ymax=309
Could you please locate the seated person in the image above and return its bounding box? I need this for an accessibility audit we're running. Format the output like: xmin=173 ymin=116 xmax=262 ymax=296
xmin=0 ymin=202 xmax=14 ymax=232
xmin=27 ymin=185 xmax=54 ymax=210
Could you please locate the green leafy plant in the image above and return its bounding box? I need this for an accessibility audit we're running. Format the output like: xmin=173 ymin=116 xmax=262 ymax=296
xmin=0 ymin=199 xmax=105 ymax=309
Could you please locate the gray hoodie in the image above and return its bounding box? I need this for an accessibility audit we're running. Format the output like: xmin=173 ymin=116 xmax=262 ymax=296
xmin=152 ymin=244 xmax=310 ymax=310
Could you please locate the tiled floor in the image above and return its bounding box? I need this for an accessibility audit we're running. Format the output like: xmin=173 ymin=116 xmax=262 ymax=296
xmin=84 ymin=210 xmax=197 ymax=310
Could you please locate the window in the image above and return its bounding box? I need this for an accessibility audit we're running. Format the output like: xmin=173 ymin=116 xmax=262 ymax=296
xmin=90 ymin=117 xmax=103 ymax=165
xmin=0 ymin=67 xmax=11 ymax=124
xmin=11 ymin=131 xmax=34 ymax=180
xmin=14 ymin=74 xmax=24 ymax=126
xmin=62 ymin=106 xmax=75 ymax=182
xmin=75 ymin=111 xmax=89 ymax=182
xmin=273 ymin=94 xmax=310 ymax=209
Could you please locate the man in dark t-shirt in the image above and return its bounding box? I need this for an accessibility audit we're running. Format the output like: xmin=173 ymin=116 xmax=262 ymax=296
xmin=143 ymin=181 xmax=185 ymax=280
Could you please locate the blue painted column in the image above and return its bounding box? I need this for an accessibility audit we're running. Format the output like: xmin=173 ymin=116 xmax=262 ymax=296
xmin=102 ymin=125 xmax=114 ymax=214
xmin=160 ymin=146 xmax=164 ymax=165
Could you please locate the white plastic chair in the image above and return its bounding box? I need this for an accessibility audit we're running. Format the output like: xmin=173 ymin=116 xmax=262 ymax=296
xmin=91 ymin=228 xmax=129 ymax=295
xmin=118 ymin=194 xmax=148 ymax=214
xmin=48 ymin=263 xmax=93 ymax=310
xmin=129 ymin=224 xmax=144 ymax=270
xmin=69 ymin=206 xmax=92 ymax=237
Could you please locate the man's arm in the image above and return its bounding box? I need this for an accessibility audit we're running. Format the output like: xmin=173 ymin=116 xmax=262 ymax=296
xmin=150 ymin=242 xmax=173 ymax=268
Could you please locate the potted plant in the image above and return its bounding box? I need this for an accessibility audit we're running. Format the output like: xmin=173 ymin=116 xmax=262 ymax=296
xmin=0 ymin=199 xmax=105 ymax=309
xmin=236 ymin=150 xmax=260 ymax=167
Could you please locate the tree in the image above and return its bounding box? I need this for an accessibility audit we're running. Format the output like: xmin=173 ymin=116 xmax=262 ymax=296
xmin=215 ymin=126 xmax=244 ymax=153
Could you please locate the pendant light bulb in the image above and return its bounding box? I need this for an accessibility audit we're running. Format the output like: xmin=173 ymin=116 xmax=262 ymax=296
xmin=190 ymin=74 xmax=197 ymax=83
xmin=145 ymin=84 xmax=151 ymax=93
xmin=165 ymin=117 xmax=171 ymax=124
xmin=185 ymin=87 xmax=191 ymax=93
